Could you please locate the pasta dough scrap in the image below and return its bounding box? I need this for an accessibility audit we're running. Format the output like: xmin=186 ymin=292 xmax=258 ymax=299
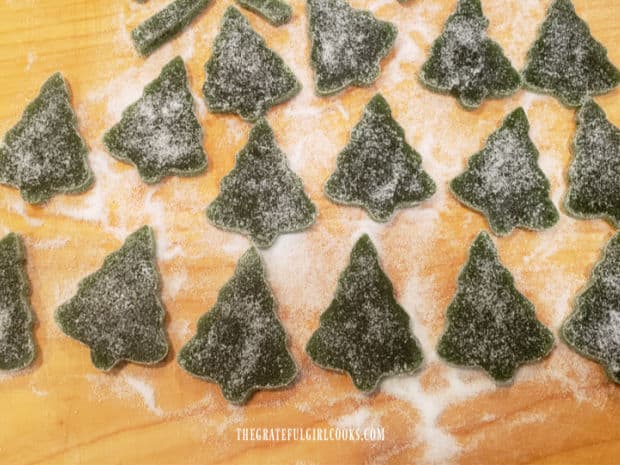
xmin=236 ymin=0 xmax=292 ymax=26
xmin=131 ymin=0 xmax=211 ymax=56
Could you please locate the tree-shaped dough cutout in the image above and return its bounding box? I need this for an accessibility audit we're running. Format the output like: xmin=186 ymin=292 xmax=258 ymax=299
xmin=325 ymin=94 xmax=436 ymax=222
xmin=450 ymin=108 xmax=559 ymax=236
xmin=203 ymin=7 xmax=300 ymax=121
xmin=306 ymin=234 xmax=423 ymax=393
xmin=0 ymin=73 xmax=93 ymax=204
xmin=565 ymin=100 xmax=620 ymax=226
xmin=522 ymin=0 xmax=620 ymax=107
xmin=562 ymin=232 xmax=620 ymax=384
xmin=437 ymin=232 xmax=554 ymax=383
xmin=236 ymin=0 xmax=292 ymax=26
xmin=419 ymin=0 xmax=521 ymax=109
xmin=103 ymin=56 xmax=207 ymax=184
xmin=131 ymin=0 xmax=211 ymax=56
xmin=206 ymin=118 xmax=316 ymax=248
xmin=178 ymin=247 xmax=297 ymax=404
xmin=55 ymin=226 xmax=168 ymax=371
xmin=307 ymin=0 xmax=397 ymax=95
xmin=0 ymin=233 xmax=36 ymax=371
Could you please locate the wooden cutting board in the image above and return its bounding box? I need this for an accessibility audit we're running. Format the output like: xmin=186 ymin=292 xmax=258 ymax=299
xmin=0 ymin=0 xmax=619 ymax=464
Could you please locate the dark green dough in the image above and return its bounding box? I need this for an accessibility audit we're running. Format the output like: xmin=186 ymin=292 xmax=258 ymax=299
xmin=55 ymin=226 xmax=168 ymax=371
xmin=306 ymin=234 xmax=423 ymax=393
xmin=450 ymin=108 xmax=559 ymax=236
xmin=203 ymin=7 xmax=300 ymax=121
xmin=0 ymin=233 xmax=36 ymax=371
xmin=206 ymin=118 xmax=316 ymax=248
xmin=325 ymin=93 xmax=436 ymax=222
xmin=177 ymin=247 xmax=297 ymax=404
xmin=419 ymin=0 xmax=521 ymax=109
xmin=0 ymin=73 xmax=93 ymax=204
xmin=562 ymin=232 xmax=620 ymax=384
xmin=131 ymin=0 xmax=211 ymax=56
xmin=307 ymin=0 xmax=397 ymax=95
xmin=103 ymin=56 xmax=207 ymax=184
xmin=437 ymin=232 xmax=554 ymax=383
xmin=522 ymin=0 xmax=620 ymax=107
xmin=236 ymin=0 xmax=292 ymax=26
xmin=565 ymin=100 xmax=620 ymax=227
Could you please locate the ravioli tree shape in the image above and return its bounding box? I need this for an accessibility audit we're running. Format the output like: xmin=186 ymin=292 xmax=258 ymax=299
xmin=0 ymin=73 xmax=93 ymax=204
xmin=325 ymin=94 xmax=436 ymax=222
xmin=0 ymin=233 xmax=36 ymax=371
xmin=131 ymin=0 xmax=211 ymax=56
xmin=178 ymin=247 xmax=297 ymax=404
xmin=565 ymin=100 xmax=620 ymax=226
xmin=437 ymin=232 xmax=554 ymax=383
xmin=419 ymin=0 xmax=521 ymax=109
xmin=206 ymin=118 xmax=316 ymax=248
xmin=450 ymin=108 xmax=559 ymax=236
xmin=562 ymin=232 xmax=620 ymax=384
xmin=307 ymin=0 xmax=397 ymax=95
xmin=203 ymin=7 xmax=300 ymax=121
xmin=306 ymin=234 xmax=423 ymax=393
xmin=55 ymin=226 xmax=168 ymax=371
xmin=522 ymin=0 xmax=620 ymax=107
xmin=236 ymin=0 xmax=292 ymax=26
xmin=103 ymin=57 xmax=207 ymax=184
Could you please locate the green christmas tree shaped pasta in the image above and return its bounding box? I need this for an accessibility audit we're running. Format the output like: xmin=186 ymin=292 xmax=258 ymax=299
xmin=236 ymin=0 xmax=292 ymax=26
xmin=0 ymin=233 xmax=36 ymax=371
xmin=131 ymin=0 xmax=211 ymax=56
xmin=103 ymin=57 xmax=207 ymax=184
xmin=562 ymin=232 xmax=620 ymax=384
xmin=419 ymin=0 xmax=521 ymax=109
xmin=307 ymin=0 xmax=397 ymax=95
xmin=178 ymin=247 xmax=297 ymax=404
xmin=437 ymin=232 xmax=554 ymax=383
xmin=0 ymin=73 xmax=93 ymax=204
xmin=522 ymin=0 xmax=620 ymax=107
xmin=203 ymin=7 xmax=300 ymax=121
xmin=325 ymin=94 xmax=436 ymax=222
xmin=450 ymin=108 xmax=559 ymax=236
xmin=206 ymin=118 xmax=316 ymax=248
xmin=306 ymin=234 xmax=423 ymax=393
xmin=55 ymin=226 xmax=168 ymax=371
xmin=565 ymin=100 xmax=620 ymax=226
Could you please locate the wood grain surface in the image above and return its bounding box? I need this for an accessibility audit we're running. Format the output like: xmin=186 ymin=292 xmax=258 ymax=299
xmin=0 ymin=1 xmax=619 ymax=464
